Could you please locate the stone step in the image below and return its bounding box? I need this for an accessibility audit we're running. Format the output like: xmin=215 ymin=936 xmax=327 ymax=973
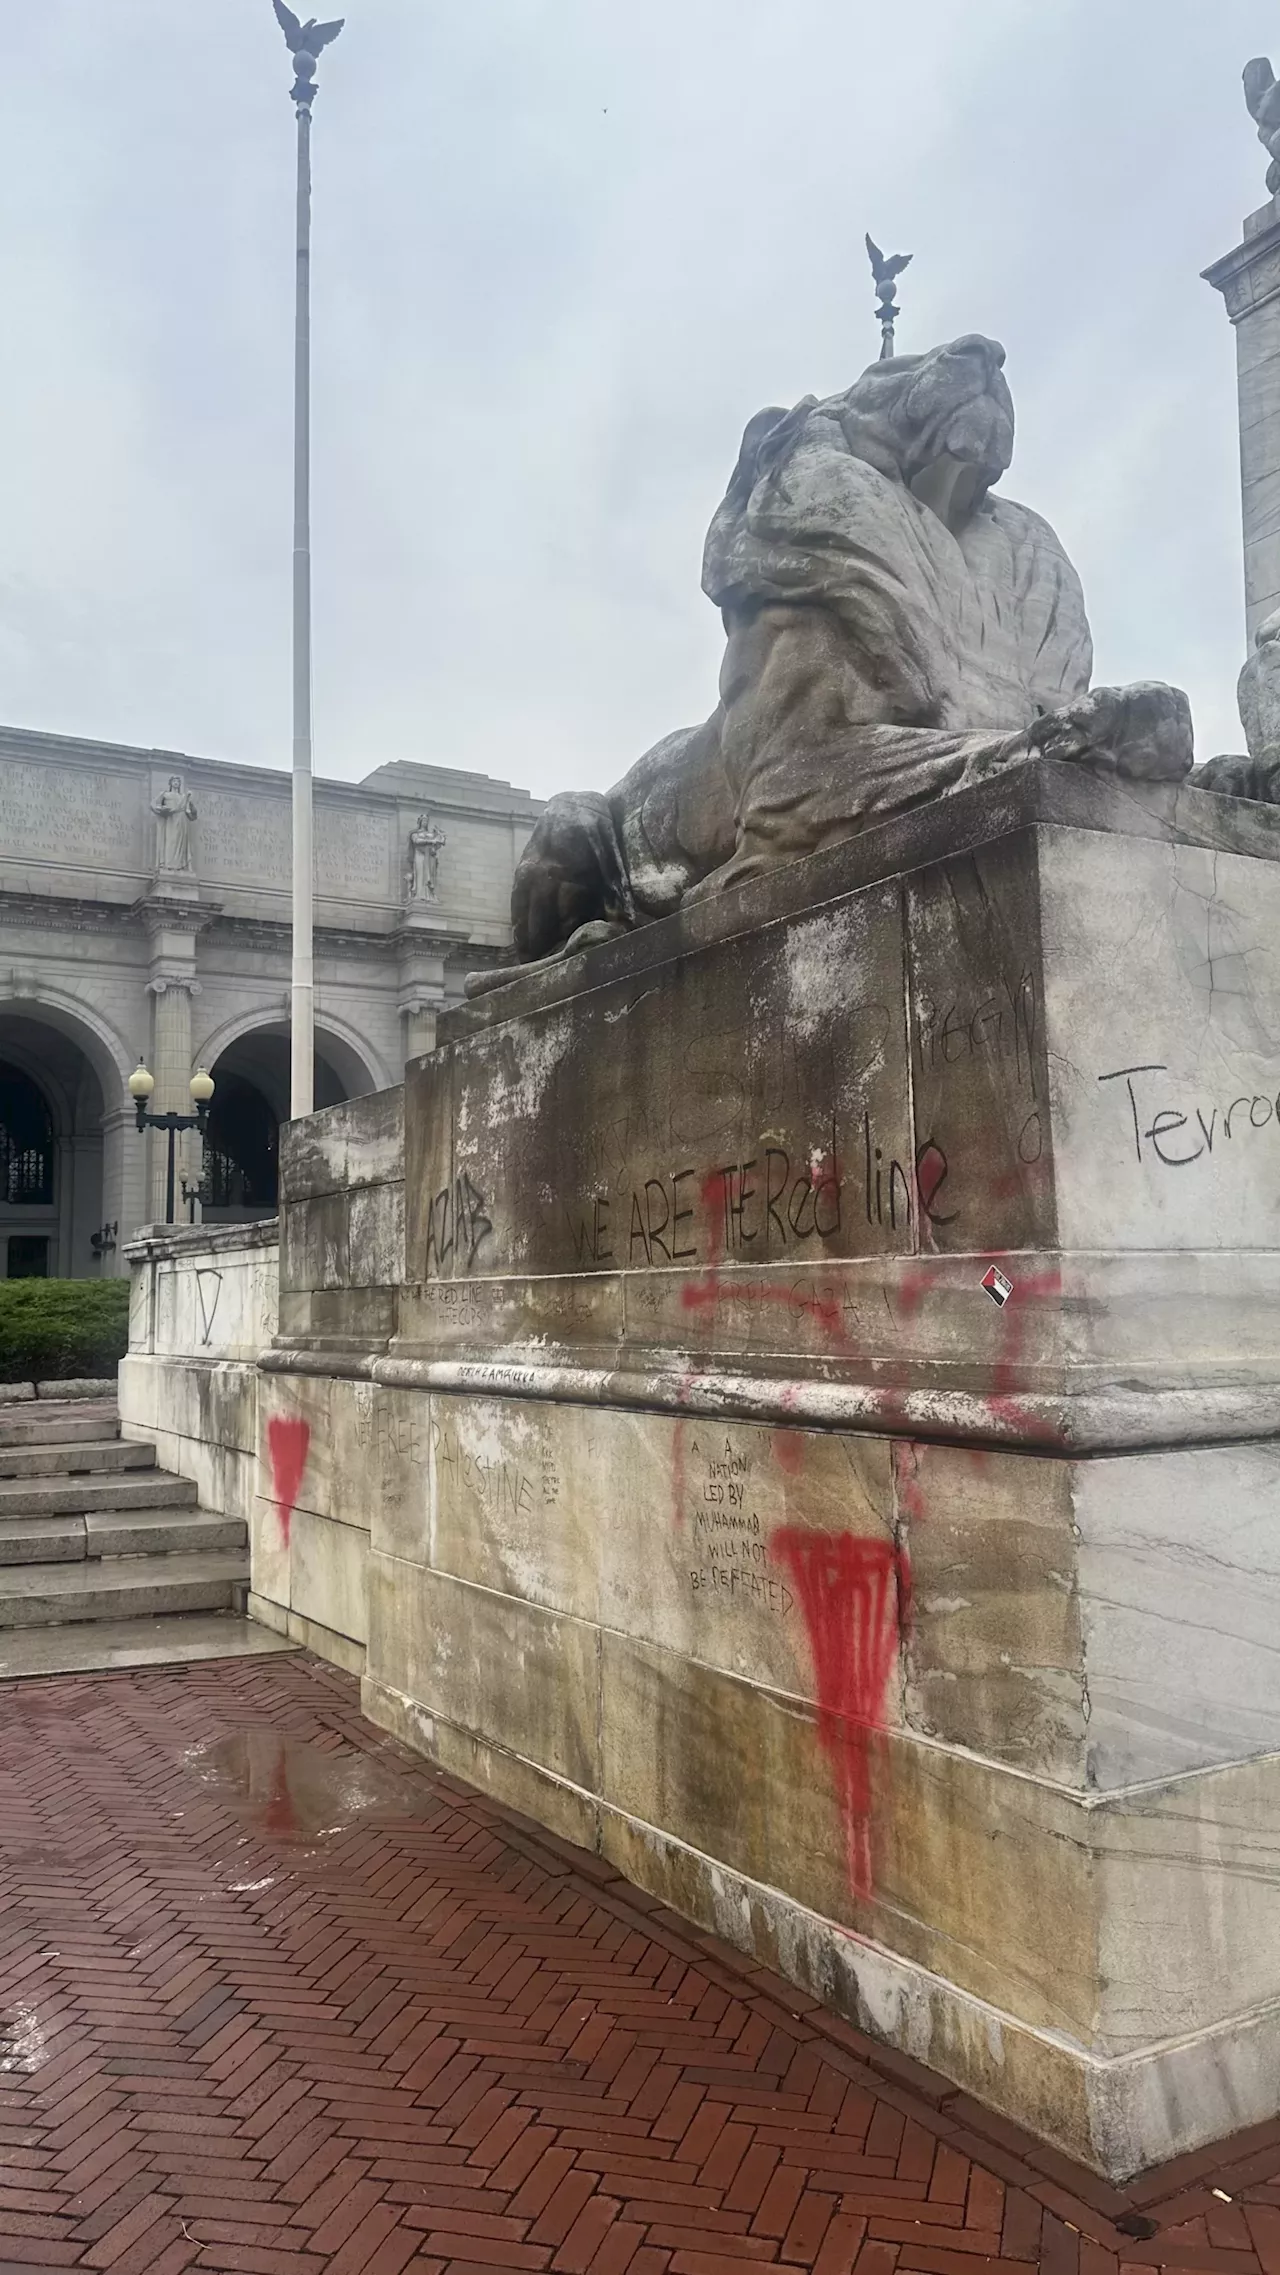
xmin=0 ymin=1516 xmax=84 ymax=1567
xmin=35 ymin=1379 xmax=118 ymax=1403
xmin=0 ymin=1439 xmax=154 ymax=1482
xmin=0 ymin=1405 xmax=119 ymax=1450
xmin=0 ymin=1613 xmax=299 ymax=1679
xmin=0 ymin=1509 xmax=247 ymax=1567
xmin=86 ymin=1508 xmax=246 ymax=1560
xmin=0 ymin=1551 xmax=249 ymax=1628
xmin=0 ymin=1471 xmax=198 ymax=1518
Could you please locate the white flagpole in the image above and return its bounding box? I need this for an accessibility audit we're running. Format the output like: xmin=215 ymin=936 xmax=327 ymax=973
xmin=291 ymin=85 xmax=314 ymax=1120
xmin=274 ymin=7 xmax=344 ymax=1120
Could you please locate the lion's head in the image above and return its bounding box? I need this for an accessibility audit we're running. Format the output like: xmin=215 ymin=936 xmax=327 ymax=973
xmin=841 ymin=334 xmax=1014 ymax=492
xmin=726 ymin=334 xmax=1015 ymax=531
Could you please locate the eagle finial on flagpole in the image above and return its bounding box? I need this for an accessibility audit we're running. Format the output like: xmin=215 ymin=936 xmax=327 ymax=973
xmin=865 ymin=234 xmax=913 ymax=361
xmin=273 ymin=0 xmax=344 ymax=109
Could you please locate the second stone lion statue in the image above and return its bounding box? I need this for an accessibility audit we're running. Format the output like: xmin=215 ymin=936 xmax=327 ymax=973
xmin=505 ymin=333 xmax=1197 ymax=972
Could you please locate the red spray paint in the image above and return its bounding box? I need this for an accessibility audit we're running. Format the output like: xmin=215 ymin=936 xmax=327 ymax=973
xmin=982 ymin=1261 xmax=1063 ymax=1450
xmin=773 ymin=1527 xmax=910 ymax=1901
xmin=683 ymin=1168 xmax=850 ymax=1346
xmin=267 ymin=1416 xmax=311 ymax=1548
xmin=265 ymin=1748 xmax=299 ymax=1839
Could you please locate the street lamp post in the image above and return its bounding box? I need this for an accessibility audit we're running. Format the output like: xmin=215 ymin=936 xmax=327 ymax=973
xmin=272 ymin=3 xmax=344 ymax=1123
xmin=180 ymin=1176 xmax=207 ymax=1225
xmin=129 ymin=1063 xmax=216 ymax=1228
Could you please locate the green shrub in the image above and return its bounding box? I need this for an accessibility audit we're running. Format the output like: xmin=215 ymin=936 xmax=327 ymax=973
xmin=0 ymin=1280 xmax=130 ymax=1383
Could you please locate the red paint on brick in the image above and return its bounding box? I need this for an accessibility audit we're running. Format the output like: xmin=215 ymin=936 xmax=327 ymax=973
xmin=773 ymin=1528 xmax=910 ymax=1900
xmin=264 ymin=1746 xmax=299 ymax=1839
xmin=267 ymin=1415 xmax=310 ymax=1548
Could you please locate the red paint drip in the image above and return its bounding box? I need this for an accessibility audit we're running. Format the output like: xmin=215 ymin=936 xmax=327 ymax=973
xmin=699 ymin=1166 xmax=729 ymax=1264
xmin=895 ymin=1262 xmax=937 ymax=1320
xmin=983 ymin=1261 xmax=1063 ymax=1451
xmin=265 ymin=1749 xmax=299 ymax=1838
xmin=773 ymin=1527 xmax=909 ymax=1901
xmin=267 ymin=1415 xmax=311 ymax=1549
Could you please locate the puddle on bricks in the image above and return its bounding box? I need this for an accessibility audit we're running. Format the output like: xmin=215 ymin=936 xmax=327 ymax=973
xmin=181 ymin=1728 xmax=433 ymax=1845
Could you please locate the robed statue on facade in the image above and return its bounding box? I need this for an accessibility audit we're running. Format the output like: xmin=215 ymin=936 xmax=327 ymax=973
xmin=152 ymin=775 xmax=197 ymax=875
xmin=407 ymin=814 xmax=446 ymax=904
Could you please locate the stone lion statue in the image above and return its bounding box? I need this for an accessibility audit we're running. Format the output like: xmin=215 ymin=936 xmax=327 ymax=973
xmin=501 ymin=334 xmax=1197 ymax=974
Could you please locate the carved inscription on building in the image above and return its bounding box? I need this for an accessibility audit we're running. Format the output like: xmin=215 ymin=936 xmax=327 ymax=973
xmin=198 ymin=791 xmax=388 ymax=896
xmin=316 ymin=808 xmax=389 ymax=896
xmin=0 ymin=765 xmax=140 ymax=864
xmin=197 ymin=791 xmax=291 ymax=882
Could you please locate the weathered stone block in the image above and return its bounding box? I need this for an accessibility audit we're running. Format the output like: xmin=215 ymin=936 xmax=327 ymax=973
xmin=343 ymin=1087 xmax=405 ymax=1189
xmin=366 ymin=1388 xmax=432 ymax=1565
xmin=905 ymin=830 xmax=1052 ymax=1253
xmin=289 ymin=1506 xmax=368 ymax=1645
xmin=279 ymin=1115 xmax=352 ymax=1204
xmin=256 ymin=1371 xmax=376 ymax=1535
xmin=279 ymin=1193 xmax=348 ymax=1295
xmin=349 ymin=1181 xmax=405 ymax=1289
xmin=1042 ymin=828 xmax=1280 ymax=1252
xmin=900 ymin=1443 xmax=1083 ymax=1782
xmin=1075 ymin=1441 xmax=1280 ymax=1785
xmin=367 ymin=1552 xmax=601 ymax=1791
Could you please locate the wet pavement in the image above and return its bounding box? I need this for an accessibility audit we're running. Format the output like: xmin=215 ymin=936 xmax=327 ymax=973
xmin=181 ymin=1727 xmax=434 ymax=1846
xmin=1 ymin=1649 xmax=1278 ymax=2275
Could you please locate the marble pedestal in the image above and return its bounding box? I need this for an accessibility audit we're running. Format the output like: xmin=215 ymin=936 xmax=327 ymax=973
xmin=264 ymin=762 xmax=1280 ymax=2179
xmin=1206 ymin=192 xmax=1280 ymax=646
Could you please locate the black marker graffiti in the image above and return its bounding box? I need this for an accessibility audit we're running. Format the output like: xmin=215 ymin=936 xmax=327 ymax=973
xmin=424 ymin=1172 xmax=494 ymax=1274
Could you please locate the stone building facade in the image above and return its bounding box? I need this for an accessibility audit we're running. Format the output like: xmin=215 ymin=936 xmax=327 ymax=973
xmin=0 ymin=724 xmax=539 ymax=1277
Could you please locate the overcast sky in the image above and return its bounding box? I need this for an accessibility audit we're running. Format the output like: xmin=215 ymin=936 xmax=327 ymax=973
xmin=0 ymin=3 xmax=1275 ymax=804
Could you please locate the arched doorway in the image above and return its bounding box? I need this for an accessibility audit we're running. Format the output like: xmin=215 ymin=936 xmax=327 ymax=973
xmin=0 ymin=1015 xmax=110 ymax=1278
xmin=202 ymin=1026 xmax=373 ymax=1222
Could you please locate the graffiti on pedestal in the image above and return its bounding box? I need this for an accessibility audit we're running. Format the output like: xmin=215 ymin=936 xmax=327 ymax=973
xmin=267 ymin=1415 xmax=311 ymax=1549
xmin=772 ymin=1526 xmax=910 ymax=1900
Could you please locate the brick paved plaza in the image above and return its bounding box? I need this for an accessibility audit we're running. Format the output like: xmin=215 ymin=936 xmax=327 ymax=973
xmin=0 ymin=1653 xmax=1275 ymax=2275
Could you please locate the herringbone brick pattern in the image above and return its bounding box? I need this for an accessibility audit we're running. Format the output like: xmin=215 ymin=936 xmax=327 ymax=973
xmin=0 ymin=1657 xmax=1274 ymax=2275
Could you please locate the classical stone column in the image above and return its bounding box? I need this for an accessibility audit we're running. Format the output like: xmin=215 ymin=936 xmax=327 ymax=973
xmin=400 ymin=993 xmax=442 ymax=1066
xmin=395 ymin=929 xmax=448 ymax=1072
xmin=1206 ymin=195 xmax=1280 ymax=643
xmin=101 ymin=1106 xmax=143 ymax=1274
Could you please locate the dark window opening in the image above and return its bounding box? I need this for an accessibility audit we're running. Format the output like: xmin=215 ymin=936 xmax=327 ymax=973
xmin=7 ymin=1236 xmax=49 ymax=1278
xmin=0 ymin=1065 xmax=54 ymax=1206
xmin=204 ymin=1077 xmax=279 ymax=1210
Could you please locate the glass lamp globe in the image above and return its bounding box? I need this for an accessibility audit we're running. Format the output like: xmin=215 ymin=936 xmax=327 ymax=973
xmin=189 ymin=1068 xmax=215 ymax=1106
xmin=128 ymin=1060 xmax=155 ymax=1101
